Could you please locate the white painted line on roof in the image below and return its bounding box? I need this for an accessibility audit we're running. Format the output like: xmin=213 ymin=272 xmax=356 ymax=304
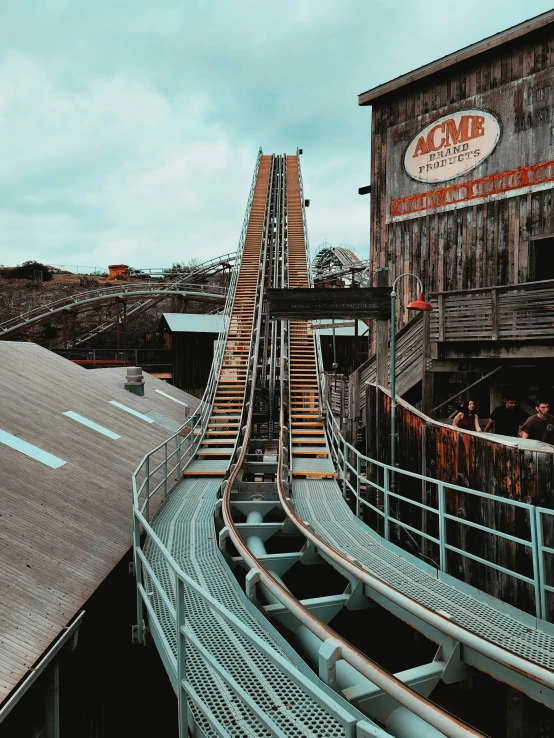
xmin=0 ymin=429 xmax=66 ymax=468
xmin=109 ymin=400 xmax=155 ymax=423
xmin=63 ymin=411 xmax=121 ymax=439
xmin=154 ymin=389 xmax=189 ymax=407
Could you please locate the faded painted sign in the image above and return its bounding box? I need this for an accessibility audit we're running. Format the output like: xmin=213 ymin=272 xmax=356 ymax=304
xmin=404 ymin=110 xmax=500 ymax=183
xmin=386 ymin=68 xmax=554 ymax=222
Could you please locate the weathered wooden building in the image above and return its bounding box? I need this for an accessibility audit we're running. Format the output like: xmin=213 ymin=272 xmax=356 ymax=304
xmin=356 ymin=10 xmax=554 ymax=419
xmin=160 ymin=313 xmax=224 ymax=396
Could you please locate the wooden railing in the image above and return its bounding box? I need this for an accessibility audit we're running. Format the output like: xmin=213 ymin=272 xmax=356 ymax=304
xmin=430 ymin=279 xmax=554 ymax=342
xmin=357 ymin=313 xmax=424 ymax=409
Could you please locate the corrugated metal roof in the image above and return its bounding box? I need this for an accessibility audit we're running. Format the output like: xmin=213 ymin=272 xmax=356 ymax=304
xmin=0 ymin=343 xmax=200 ymax=703
xmin=162 ymin=313 xmax=226 ymax=333
xmin=358 ymin=10 xmax=554 ymax=106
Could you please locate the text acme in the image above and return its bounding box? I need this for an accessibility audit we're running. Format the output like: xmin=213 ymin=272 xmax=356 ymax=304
xmin=404 ymin=109 xmax=501 ymax=184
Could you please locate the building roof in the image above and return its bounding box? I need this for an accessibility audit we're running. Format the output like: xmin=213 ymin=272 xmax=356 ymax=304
xmin=0 ymin=343 xmax=200 ymax=703
xmin=162 ymin=313 xmax=226 ymax=333
xmin=358 ymin=10 xmax=554 ymax=106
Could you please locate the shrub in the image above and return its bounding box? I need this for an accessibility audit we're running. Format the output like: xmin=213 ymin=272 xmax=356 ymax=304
xmin=0 ymin=261 xmax=53 ymax=281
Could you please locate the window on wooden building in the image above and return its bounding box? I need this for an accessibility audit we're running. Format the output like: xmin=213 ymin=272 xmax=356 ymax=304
xmin=530 ymin=237 xmax=554 ymax=281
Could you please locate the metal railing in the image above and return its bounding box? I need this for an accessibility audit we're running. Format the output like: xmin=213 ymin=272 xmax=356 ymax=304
xmin=325 ymin=404 xmax=549 ymax=621
xmin=535 ymin=507 xmax=554 ymax=621
xmin=0 ymin=283 xmax=226 ymax=339
xmin=132 ymin=498 xmax=372 ymax=737
xmin=132 ymin=147 xmax=263 ymax=633
xmin=297 ymin=153 xmax=325 ymax=413
xmin=131 ymin=150 xmax=382 ymax=738
xmin=132 ymin=145 xmax=263 ymax=559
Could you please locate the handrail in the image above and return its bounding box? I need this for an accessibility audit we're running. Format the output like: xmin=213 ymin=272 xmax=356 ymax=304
xmin=0 ymin=282 xmax=226 ymax=333
xmin=272 ymin=420 xmax=483 ymax=738
xmin=324 ymin=403 xmax=554 ymax=630
xmin=429 ymin=279 xmax=554 ymax=343
xmin=429 ymin=277 xmax=554 ymax=298
xmin=130 ymin=150 xmax=382 ymax=738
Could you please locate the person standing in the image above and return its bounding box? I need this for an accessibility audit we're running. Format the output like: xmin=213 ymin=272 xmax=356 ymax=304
xmin=452 ymin=400 xmax=480 ymax=432
xmin=483 ymin=398 xmax=528 ymax=437
xmin=520 ymin=401 xmax=554 ymax=445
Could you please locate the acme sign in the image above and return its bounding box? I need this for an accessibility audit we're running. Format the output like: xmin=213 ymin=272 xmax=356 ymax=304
xmin=404 ymin=109 xmax=501 ymax=184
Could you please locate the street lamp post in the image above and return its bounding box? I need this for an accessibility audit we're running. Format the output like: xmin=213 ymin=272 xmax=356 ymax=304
xmin=390 ymin=273 xmax=432 ymax=482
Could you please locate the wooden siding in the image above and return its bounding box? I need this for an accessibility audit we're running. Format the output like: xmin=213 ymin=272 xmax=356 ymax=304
xmin=370 ymin=28 xmax=554 ymax=333
xmin=173 ymin=332 xmax=216 ymax=391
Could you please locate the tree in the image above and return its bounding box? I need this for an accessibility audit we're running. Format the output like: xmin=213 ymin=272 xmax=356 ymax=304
xmin=0 ymin=261 xmax=53 ymax=281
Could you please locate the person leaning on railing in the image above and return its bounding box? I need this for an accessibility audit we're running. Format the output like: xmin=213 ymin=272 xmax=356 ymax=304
xmin=452 ymin=399 xmax=480 ymax=432
xmin=520 ymin=401 xmax=554 ymax=445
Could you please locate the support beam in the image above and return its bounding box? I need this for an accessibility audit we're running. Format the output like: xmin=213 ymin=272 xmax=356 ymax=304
xmin=45 ymin=660 xmax=60 ymax=738
xmin=422 ymin=311 xmax=434 ymax=417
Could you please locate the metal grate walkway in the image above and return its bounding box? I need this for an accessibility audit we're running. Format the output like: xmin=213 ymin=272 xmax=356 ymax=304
xmin=141 ymin=153 xmax=366 ymax=738
xmin=146 ymin=477 xmax=352 ymax=737
xmin=292 ymin=471 xmax=554 ymax=673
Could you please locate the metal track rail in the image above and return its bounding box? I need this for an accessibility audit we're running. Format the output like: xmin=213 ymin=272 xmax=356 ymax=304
xmin=69 ymin=252 xmax=236 ymax=346
xmin=0 ymin=285 xmax=225 ymax=340
xmin=0 ymin=252 xmax=234 ymax=343
xmin=219 ymin=157 xmax=485 ymax=738
xmin=279 ymin=156 xmax=554 ymax=711
xmin=133 ymin=152 xmax=378 ymax=738
xmin=133 ymin=151 xmax=554 ymax=738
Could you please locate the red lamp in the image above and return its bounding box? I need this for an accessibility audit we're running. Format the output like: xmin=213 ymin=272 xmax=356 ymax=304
xmin=407 ymin=292 xmax=433 ymax=311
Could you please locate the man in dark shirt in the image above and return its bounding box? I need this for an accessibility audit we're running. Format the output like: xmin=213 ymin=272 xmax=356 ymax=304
xmin=483 ymin=398 xmax=528 ymax=437
xmin=520 ymin=401 xmax=554 ymax=445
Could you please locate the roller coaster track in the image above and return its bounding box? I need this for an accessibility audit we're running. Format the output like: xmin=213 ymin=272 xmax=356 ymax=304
xmin=132 ymin=151 xmax=554 ymax=737
xmin=0 ymin=253 xmax=234 ymax=344
xmin=0 ymin=284 xmax=225 ymax=341
xmin=312 ymin=245 xmax=370 ymax=286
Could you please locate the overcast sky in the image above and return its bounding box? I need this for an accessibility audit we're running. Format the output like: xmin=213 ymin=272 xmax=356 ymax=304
xmin=1 ymin=1 xmax=553 ymax=271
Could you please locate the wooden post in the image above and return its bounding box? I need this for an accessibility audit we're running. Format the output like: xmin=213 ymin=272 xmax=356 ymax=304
xmin=375 ymin=268 xmax=389 ymax=391
xmin=123 ymin=301 xmax=128 ymax=351
xmin=438 ymin=293 xmax=445 ymax=342
xmin=422 ymin=311 xmax=434 ymax=417
xmin=490 ymin=370 xmax=502 ymax=414
xmin=491 ymin=288 xmax=499 ymax=340
xmin=115 ymin=300 xmax=121 ymax=350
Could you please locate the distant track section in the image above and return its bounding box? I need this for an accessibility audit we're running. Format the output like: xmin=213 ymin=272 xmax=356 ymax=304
xmin=71 ymin=252 xmax=235 ymax=346
xmin=0 ymin=252 xmax=234 ymax=344
xmin=312 ymin=245 xmax=370 ymax=286
xmin=0 ymin=284 xmax=225 ymax=340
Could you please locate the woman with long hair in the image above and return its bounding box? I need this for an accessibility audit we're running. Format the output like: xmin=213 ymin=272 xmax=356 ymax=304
xmin=452 ymin=399 xmax=480 ymax=432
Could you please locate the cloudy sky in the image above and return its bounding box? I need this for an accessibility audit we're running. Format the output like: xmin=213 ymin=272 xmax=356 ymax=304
xmin=1 ymin=1 xmax=553 ymax=271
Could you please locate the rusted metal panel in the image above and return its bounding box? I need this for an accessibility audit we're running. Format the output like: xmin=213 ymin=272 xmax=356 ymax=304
xmin=361 ymin=382 xmax=554 ymax=614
